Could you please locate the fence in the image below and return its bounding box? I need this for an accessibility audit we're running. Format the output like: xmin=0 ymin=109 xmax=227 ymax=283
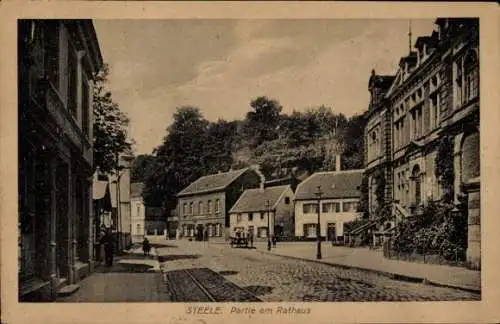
xmin=383 ymin=240 xmax=466 ymax=267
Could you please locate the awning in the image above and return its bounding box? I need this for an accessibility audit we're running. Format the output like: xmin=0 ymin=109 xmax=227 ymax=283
xmin=347 ymin=221 xmax=377 ymax=235
xmin=93 ymin=181 xmax=109 ymax=200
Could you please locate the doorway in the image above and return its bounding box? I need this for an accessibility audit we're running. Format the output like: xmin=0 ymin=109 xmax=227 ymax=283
xmin=327 ymin=223 xmax=337 ymax=243
xmin=56 ymin=161 xmax=69 ymax=279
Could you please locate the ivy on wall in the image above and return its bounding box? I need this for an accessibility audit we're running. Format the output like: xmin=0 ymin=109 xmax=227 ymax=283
xmin=357 ymin=175 xmax=369 ymax=219
xmin=435 ymin=135 xmax=455 ymax=203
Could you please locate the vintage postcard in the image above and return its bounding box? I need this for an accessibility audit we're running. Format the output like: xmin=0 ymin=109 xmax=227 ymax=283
xmin=1 ymin=1 xmax=499 ymax=324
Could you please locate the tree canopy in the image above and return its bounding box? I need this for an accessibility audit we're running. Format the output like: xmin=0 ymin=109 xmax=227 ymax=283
xmin=92 ymin=64 xmax=132 ymax=174
xmin=138 ymin=97 xmax=367 ymax=215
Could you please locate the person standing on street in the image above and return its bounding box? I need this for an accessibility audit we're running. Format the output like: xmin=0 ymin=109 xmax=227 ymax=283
xmin=142 ymin=237 xmax=151 ymax=256
xmin=249 ymin=230 xmax=254 ymax=248
xmin=103 ymin=229 xmax=115 ymax=267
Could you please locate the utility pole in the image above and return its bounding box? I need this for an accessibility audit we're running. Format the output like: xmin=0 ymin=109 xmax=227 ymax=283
xmin=315 ymin=186 xmax=323 ymax=260
xmin=115 ymin=152 xmax=122 ymax=252
xmin=408 ymin=20 xmax=413 ymax=54
xmin=266 ymin=200 xmax=271 ymax=251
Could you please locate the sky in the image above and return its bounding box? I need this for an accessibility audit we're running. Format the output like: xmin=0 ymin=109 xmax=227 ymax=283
xmin=93 ymin=19 xmax=436 ymax=155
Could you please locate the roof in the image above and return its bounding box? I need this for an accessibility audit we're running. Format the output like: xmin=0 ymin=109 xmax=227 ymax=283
xmin=294 ymin=169 xmax=364 ymax=201
xmin=229 ymin=185 xmax=291 ymax=214
xmin=399 ymin=52 xmax=418 ymax=67
xmin=93 ymin=181 xmax=109 ymax=200
xmin=131 ymin=182 xmax=144 ymax=198
xmin=177 ymin=168 xmax=250 ymax=197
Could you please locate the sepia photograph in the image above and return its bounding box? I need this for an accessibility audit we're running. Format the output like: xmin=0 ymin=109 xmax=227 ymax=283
xmin=17 ymin=17 xmax=482 ymax=304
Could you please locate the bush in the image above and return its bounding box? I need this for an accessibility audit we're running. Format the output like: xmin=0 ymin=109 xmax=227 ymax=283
xmin=392 ymin=200 xmax=468 ymax=261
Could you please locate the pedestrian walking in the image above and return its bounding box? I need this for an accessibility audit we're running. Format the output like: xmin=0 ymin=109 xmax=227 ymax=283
xmin=103 ymin=229 xmax=115 ymax=267
xmin=272 ymin=235 xmax=277 ymax=248
xmin=142 ymin=237 xmax=151 ymax=256
xmin=249 ymin=230 xmax=254 ymax=248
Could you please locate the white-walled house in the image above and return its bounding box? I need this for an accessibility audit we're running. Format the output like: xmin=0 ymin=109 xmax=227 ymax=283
xmin=294 ymin=170 xmax=364 ymax=241
xmin=130 ymin=182 xmax=166 ymax=242
xmin=131 ymin=182 xmax=146 ymax=242
xmin=229 ymin=185 xmax=294 ymax=239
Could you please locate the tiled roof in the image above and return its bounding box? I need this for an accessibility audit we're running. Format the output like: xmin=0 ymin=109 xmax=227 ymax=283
xmin=177 ymin=168 xmax=250 ymax=197
xmin=294 ymin=169 xmax=364 ymax=200
xmin=131 ymin=182 xmax=144 ymax=198
xmin=229 ymin=185 xmax=290 ymax=213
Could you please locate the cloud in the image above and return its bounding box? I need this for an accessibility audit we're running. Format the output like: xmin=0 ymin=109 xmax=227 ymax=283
xmin=94 ymin=19 xmax=435 ymax=154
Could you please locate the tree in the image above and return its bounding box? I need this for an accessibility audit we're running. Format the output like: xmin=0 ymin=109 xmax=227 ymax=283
xmin=339 ymin=113 xmax=366 ymax=170
xmin=131 ymin=154 xmax=155 ymax=183
xmin=242 ymin=96 xmax=283 ymax=147
xmin=143 ymin=106 xmax=208 ymax=210
xmin=92 ymin=64 xmax=132 ymax=174
xmin=202 ymin=119 xmax=237 ymax=174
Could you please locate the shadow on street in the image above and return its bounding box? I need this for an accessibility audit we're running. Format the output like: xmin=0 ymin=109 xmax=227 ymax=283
xmin=158 ymin=254 xmax=201 ymax=263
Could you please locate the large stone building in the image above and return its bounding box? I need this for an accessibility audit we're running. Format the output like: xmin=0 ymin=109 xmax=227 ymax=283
xmin=177 ymin=167 xmax=264 ymax=240
xmin=364 ymin=18 xmax=480 ymax=267
xmin=18 ymin=20 xmax=103 ymax=300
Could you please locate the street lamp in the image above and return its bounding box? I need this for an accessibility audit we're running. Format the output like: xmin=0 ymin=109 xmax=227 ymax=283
xmin=265 ymin=200 xmax=271 ymax=251
xmin=315 ymin=185 xmax=323 ymax=260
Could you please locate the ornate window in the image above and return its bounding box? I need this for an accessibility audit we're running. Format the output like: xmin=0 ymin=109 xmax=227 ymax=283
xmin=464 ymin=50 xmax=479 ymax=102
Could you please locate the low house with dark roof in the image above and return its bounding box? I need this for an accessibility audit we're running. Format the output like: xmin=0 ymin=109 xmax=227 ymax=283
xmin=229 ymin=185 xmax=295 ymax=240
xmin=177 ymin=167 xmax=264 ymax=240
xmin=294 ymin=169 xmax=364 ymax=242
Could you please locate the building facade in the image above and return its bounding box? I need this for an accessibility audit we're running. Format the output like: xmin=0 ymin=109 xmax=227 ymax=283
xmin=130 ymin=182 xmax=146 ymax=241
xmin=294 ymin=170 xmax=364 ymax=241
xmin=177 ymin=167 xmax=264 ymax=240
xmin=18 ymin=20 xmax=103 ymax=301
xmin=229 ymin=185 xmax=295 ymax=239
xmin=365 ymin=71 xmax=396 ymax=217
xmin=364 ymin=18 xmax=480 ymax=267
xmin=109 ymin=154 xmax=134 ymax=250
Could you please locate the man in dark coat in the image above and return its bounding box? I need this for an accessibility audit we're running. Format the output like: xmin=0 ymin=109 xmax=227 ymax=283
xmin=142 ymin=237 xmax=151 ymax=256
xmin=103 ymin=229 xmax=115 ymax=267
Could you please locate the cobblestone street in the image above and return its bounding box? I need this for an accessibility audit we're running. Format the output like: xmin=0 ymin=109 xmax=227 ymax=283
xmin=159 ymin=240 xmax=480 ymax=302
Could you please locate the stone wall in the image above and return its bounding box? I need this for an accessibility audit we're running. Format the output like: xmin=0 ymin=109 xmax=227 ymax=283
xmin=464 ymin=177 xmax=480 ymax=270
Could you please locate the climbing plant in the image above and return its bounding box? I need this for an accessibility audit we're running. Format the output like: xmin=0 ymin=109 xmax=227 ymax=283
xmin=435 ymin=135 xmax=455 ymax=203
xmin=357 ymin=175 xmax=369 ymax=219
xmin=373 ymin=169 xmax=386 ymax=208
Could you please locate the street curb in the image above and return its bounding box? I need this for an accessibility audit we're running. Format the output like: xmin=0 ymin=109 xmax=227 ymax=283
xmin=256 ymin=249 xmax=481 ymax=295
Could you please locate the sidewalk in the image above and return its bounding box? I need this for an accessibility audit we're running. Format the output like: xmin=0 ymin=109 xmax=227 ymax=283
xmin=58 ymin=246 xmax=165 ymax=302
xmin=252 ymin=241 xmax=481 ymax=293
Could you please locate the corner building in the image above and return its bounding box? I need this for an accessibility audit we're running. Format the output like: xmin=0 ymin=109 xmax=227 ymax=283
xmin=18 ymin=20 xmax=103 ymax=300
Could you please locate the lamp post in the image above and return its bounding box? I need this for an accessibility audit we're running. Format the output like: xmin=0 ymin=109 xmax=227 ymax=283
xmin=266 ymin=200 xmax=271 ymax=251
xmin=315 ymin=185 xmax=323 ymax=260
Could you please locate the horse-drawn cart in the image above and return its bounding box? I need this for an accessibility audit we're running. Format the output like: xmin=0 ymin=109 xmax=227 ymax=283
xmin=230 ymin=237 xmax=249 ymax=248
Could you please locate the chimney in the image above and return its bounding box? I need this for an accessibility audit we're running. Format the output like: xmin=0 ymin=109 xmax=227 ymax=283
xmin=335 ymin=154 xmax=341 ymax=172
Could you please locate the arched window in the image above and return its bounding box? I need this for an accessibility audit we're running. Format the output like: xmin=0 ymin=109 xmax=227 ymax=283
xmin=412 ymin=165 xmax=421 ymax=205
xmin=136 ymin=223 xmax=141 ymax=235
xmin=198 ymin=201 xmax=203 ymax=215
xmin=461 ymin=132 xmax=480 ymax=182
xmin=464 ymin=50 xmax=479 ymax=101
